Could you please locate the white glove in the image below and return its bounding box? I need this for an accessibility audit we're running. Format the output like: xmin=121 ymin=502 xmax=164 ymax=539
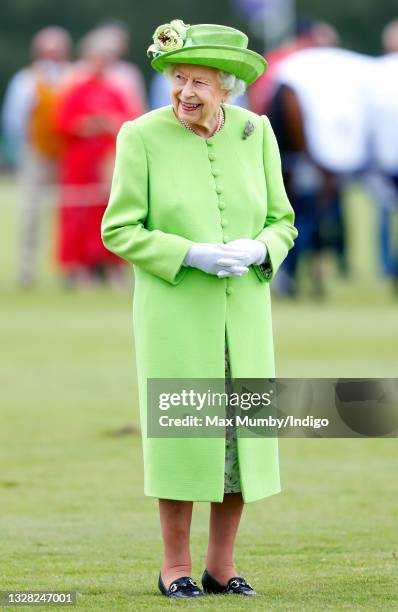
xmin=223 ymin=239 xmax=267 ymax=267
xmin=183 ymin=243 xmax=249 ymax=277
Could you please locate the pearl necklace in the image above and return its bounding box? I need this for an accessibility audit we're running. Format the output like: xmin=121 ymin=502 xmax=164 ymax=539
xmin=179 ymin=106 xmax=225 ymax=137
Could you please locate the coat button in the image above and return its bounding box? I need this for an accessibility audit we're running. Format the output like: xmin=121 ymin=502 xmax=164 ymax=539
xmin=218 ymin=201 xmax=226 ymax=210
xmin=206 ymin=138 xmax=214 ymax=145
xmin=221 ymin=218 xmax=228 ymax=228
xmin=226 ymin=287 xmax=233 ymax=295
xmin=208 ymin=153 xmax=216 ymax=161
xmin=223 ymin=235 xmax=231 ymax=243
xmin=215 ymin=185 xmax=223 ymax=194
xmin=212 ymin=168 xmax=220 ymax=177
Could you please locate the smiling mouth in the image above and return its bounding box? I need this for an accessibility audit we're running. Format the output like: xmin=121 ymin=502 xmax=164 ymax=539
xmin=179 ymin=101 xmax=201 ymax=112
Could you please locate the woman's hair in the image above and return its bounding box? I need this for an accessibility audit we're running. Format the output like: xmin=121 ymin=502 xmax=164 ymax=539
xmin=163 ymin=64 xmax=246 ymax=101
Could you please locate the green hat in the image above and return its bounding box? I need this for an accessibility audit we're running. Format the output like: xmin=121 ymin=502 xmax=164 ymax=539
xmin=147 ymin=19 xmax=267 ymax=85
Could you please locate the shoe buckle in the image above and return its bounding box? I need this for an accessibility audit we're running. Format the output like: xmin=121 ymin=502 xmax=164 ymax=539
xmin=230 ymin=579 xmax=241 ymax=589
xmin=188 ymin=578 xmax=198 ymax=586
xmin=169 ymin=583 xmax=178 ymax=592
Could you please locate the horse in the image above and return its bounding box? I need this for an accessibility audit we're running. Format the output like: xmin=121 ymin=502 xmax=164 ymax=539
xmin=265 ymin=47 xmax=398 ymax=296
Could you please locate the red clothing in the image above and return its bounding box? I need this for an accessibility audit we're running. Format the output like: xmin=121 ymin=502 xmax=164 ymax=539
xmin=248 ymin=44 xmax=303 ymax=115
xmin=55 ymin=74 xmax=139 ymax=269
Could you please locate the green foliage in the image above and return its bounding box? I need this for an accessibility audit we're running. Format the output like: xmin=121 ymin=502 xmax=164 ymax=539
xmin=0 ymin=0 xmax=236 ymax=100
xmin=298 ymin=0 xmax=398 ymax=55
xmin=0 ymin=0 xmax=397 ymax=102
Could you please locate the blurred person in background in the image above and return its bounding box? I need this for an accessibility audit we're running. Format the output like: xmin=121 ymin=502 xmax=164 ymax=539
xmin=364 ymin=20 xmax=398 ymax=292
xmin=382 ymin=18 xmax=398 ymax=54
xmin=55 ymin=30 xmax=141 ymax=288
xmin=247 ymin=18 xmax=341 ymax=297
xmin=266 ymin=42 xmax=369 ymax=299
xmin=73 ymin=20 xmax=147 ymax=115
xmin=102 ymin=20 xmax=147 ymax=113
xmin=1 ymin=26 xmax=71 ymax=288
xmin=248 ymin=18 xmax=339 ymax=116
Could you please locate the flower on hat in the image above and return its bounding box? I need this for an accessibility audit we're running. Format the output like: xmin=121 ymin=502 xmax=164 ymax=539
xmin=147 ymin=19 xmax=190 ymax=58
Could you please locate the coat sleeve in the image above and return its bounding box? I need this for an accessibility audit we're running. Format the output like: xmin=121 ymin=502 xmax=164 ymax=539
xmin=101 ymin=121 xmax=194 ymax=285
xmin=252 ymin=115 xmax=298 ymax=282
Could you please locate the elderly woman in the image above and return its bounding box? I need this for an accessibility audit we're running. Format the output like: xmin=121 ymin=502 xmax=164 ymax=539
xmin=101 ymin=20 xmax=297 ymax=599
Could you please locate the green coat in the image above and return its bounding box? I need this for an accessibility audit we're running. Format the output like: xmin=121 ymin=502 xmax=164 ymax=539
xmin=101 ymin=104 xmax=298 ymax=503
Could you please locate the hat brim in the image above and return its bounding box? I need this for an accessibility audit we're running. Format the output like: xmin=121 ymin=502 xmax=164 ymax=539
xmin=151 ymin=45 xmax=267 ymax=85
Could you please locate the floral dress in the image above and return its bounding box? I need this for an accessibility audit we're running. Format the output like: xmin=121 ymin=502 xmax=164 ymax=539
xmin=224 ymin=333 xmax=241 ymax=493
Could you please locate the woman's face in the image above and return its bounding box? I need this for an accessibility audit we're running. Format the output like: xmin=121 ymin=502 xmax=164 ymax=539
xmin=170 ymin=64 xmax=228 ymax=127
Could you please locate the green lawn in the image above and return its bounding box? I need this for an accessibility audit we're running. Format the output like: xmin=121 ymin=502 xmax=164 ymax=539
xmin=0 ymin=176 xmax=397 ymax=610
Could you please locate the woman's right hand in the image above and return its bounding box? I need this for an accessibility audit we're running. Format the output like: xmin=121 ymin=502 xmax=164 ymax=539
xmin=183 ymin=243 xmax=250 ymax=277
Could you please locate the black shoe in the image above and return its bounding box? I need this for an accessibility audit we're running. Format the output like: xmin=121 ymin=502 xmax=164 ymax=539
xmin=201 ymin=568 xmax=258 ymax=596
xmin=158 ymin=572 xmax=205 ymax=599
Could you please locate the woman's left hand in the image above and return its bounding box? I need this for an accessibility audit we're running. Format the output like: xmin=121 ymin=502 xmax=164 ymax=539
xmin=221 ymin=239 xmax=267 ymax=267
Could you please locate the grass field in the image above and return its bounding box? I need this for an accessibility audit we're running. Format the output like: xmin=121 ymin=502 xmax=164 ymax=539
xmin=0 ymin=176 xmax=397 ymax=610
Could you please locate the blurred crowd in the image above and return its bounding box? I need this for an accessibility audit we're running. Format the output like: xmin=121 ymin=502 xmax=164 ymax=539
xmin=1 ymin=22 xmax=145 ymax=288
xmin=1 ymin=18 xmax=398 ymax=295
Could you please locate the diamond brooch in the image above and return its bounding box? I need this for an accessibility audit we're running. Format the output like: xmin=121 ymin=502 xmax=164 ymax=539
xmin=243 ymin=120 xmax=255 ymax=139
